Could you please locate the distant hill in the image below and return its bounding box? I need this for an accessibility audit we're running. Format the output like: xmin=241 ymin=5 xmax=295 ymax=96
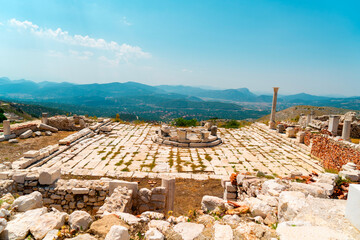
xmin=0 ymin=100 xmax=67 ymax=121
xmin=1 ymin=77 xmax=360 ymax=121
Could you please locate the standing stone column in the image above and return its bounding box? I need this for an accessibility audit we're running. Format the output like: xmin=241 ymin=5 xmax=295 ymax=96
xmin=342 ymin=120 xmax=351 ymax=142
xmin=269 ymin=87 xmax=279 ymax=129
xmin=328 ymin=115 xmax=340 ymax=136
xmin=161 ymin=177 xmax=175 ymax=213
xmin=42 ymin=113 xmax=48 ymax=124
xmin=306 ymin=114 xmax=312 ymax=126
xmin=3 ymin=120 xmax=11 ymax=136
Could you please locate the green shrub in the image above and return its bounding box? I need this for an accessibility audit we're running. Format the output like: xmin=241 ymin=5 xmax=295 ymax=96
xmin=173 ymin=117 xmax=198 ymax=127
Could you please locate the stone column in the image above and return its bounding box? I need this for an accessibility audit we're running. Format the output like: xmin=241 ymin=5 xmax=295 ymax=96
xmin=269 ymin=87 xmax=279 ymax=129
xmin=328 ymin=115 xmax=340 ymax=136
xmin=177 ymin=129 xmax=187 ymax=142
xmin=161 ymin=177 xmax=175 ymax=213
xmin=3 ymin=120 xmax=11 ymax=136
xmin=42 ymin=113 xmax=48 ymax=124
xmin=342 ymin=120 xmax=351 ymax=142
xmin=306 ymin=114 xmax=312 ymax=126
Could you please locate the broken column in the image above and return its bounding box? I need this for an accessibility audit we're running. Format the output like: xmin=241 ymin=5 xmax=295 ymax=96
xmin=210 ymin=126 xmax=218 ymax=136
xmin=161 ymin=177 xmax=175 ymax=213
xmin=177 ymin=129 xmax=187 ymax=142
xmin=269 ymin=87 xmax=279 ymax=129
xmin=342 ymin=120 xmax=351 ymax=142
xmin=306 ymin=114 xmax=312 ymax=126
xmin=42 ymin=113 xmax=48 ymax=124
xmin=328 ymin=115 xmax=340 ymax=136
xmin=3 ymin=120 xmax=11 ymax=136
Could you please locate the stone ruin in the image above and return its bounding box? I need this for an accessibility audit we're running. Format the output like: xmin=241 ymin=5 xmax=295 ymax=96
xmin=152 ymin=122 xmax=222 ymax=147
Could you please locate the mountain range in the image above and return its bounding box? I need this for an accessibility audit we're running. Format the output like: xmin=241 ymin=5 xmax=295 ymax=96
xmin=0 ymin=77 xmax=359 ymax=121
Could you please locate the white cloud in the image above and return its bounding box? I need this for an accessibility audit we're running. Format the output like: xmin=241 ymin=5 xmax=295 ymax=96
xmin=47 ymin=50 xmax=64 ymax=58
xmin=182 ymin=68 xmax=193 ymax=73
xmin=0 ymin=22 xmax=3 ymax=26
xmin=69 ymin=50 xmax=94 ymax=60
xmin=122 ymin=17 xmax=132 ymax=26
xmin=8 ymin=18 xmax=150 ymax=63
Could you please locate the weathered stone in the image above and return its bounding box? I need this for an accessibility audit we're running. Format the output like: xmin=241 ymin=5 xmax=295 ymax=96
xmin=278 ymin=191 xmax=307 ymax=222
xmin=39 ymin=167 xmax=61 ymax=185
xmin=72 ymin=187 xmax=89 ymax=194
xmin=145 ymin=228 xmax=164 ymax=240
xmin=39 ymin=123 xmax=58 ymax=132
xmin=12 ymin=191 xmax=43 ymax=212
xmin=12 ymin=173 xmax=26 ymax=183
xmin=173 ymin=222 xmax=204 ymax=240
xmin=19 ymin=130 xmax=33 ymax=139
xmin=245 ymin=197 xmax=273 ymax=218
xmin=148 ymin=220 xmax=170 ymax=233
xmin=65 ymin=233 xmax=97 ymax=240
xmin=1 ymin=207 xmax=47 ymax=240
xmin=109 ymin=180 xmax=138 ymax=196
xmin=290 ymin=182 xmax=327 ymax=198
xmin=69 ymin=210 xmax=93 ymax=231
xmin=286 ymin=127 xmax=296 ymax=138
xmin=261 ymin=179 xmax=287 ymax=196
xmin=0 ymin=218 xmax=7 ymax=234
xmin=104 ymin=225 xmax=130 ymax=240
xmin=30 ymin=210 xmax=68 ymax=239
xmin=201 ymin=195 xmax=225 ymax=212
xmin=214 ymin=223 xmax=233 ymax=240
xmin=339 ymin=170 xmax=360 ymax=182
xmin=141 ymin=211 xmax=165 ymax=220
xmin=42 ymin=229 xmax=59 ymax=240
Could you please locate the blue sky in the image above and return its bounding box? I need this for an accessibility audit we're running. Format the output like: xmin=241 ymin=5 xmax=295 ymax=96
xmin=0 ymin=0 xmax=359 ymax=95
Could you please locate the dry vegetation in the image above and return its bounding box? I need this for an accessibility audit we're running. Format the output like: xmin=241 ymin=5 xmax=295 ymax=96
xmin=0 ymin=131 xmax=76 ymax=163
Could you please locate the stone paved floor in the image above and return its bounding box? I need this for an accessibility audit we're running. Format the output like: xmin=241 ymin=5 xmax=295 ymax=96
xmin=30 ymin=123 xmax=324 ymax=177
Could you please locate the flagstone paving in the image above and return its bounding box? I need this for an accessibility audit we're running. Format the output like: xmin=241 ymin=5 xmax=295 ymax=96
xmin=30 ymin=122 xmax=324 ymax=177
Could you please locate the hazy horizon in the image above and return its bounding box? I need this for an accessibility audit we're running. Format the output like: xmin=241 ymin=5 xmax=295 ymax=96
xmin=1 ymin=1 xmax=360 ymax=96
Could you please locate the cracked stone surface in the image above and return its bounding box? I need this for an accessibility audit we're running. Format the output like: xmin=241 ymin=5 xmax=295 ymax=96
xmin=29 ymin=123 xmax=324 ymax=178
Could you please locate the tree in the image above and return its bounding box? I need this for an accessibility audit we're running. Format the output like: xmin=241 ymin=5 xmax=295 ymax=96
xmin=0 ymin=108 xmax=7 ymax=123
xmin=173 ymin=117 xmax=198 ymax=127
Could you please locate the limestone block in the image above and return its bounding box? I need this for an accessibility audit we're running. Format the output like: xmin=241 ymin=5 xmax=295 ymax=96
xmin=109 ymin=180 xmax=138 ymax=196
xmin=19 ymin=130 xmax=33 ymax=139
xmin=39 ymin=167 xmax=61 ymax=185
xmin=0 ymin=172 xmax=9 ymax=180
xmin=286 ymin=127 xmax=296 ymax=138
xmin=69 ymin=210 xmax=93 ymax=231
xmin=0 ymin=207 xmax=47 ymax=240
xmin=24 ymin=150 xmax=40 ymax=158
xmin=261 ymin=180 xmax=287 ymax=197
xmin=290 ymin=182 xmax=327 ymax=198
xmin=150 ymin=194 xmax=166 ymax=202
xmin=316 ymin=173 xmax=339 ymax=186
xmin=245 ymin=197 xmax=273 ymax=218
xmin=0 ymin=218 xmax=7 ymax=234
xmin=173 ymin=222 xmax=204 ymax=240
xmin=339 ymin=170 xmax=360 ymax=182
xmin=12 ymin=172 xmax=26 ymax=183
xmin=105 ymin=225 xmax=130 ymax=240
xmin=72 ymin=188 xmax=90 ymax=195
xmin=345 ymin=184 xmax=360 ymax=231
xmin=225 ymin=182 xmax=237 ymax=192
xmin=278 ymin=191 xmax=307 ymax=222
xmin=8 ymin=139 xmax=18 ymax=143
xmin=145 ymin=228 xmax=164 ymax=240
xmin=30 ymin=210 xmax=68 ymax=239
xmin=39 ymin=123 xmax=58 ymax=132
xmin=214 ymin=223 xmax=233 ymax=240
xmin=3 ymin=120 xmax=11 ymax=135
xmin=45 ymin=131 xmax=52 ymax=136
xmin=12 ymin=191 xmax=43 ymax=212
xmin=100 ymin=126 xmax=112 ymax=132
xmin=201 ymin=195 xmax=225 ymax=212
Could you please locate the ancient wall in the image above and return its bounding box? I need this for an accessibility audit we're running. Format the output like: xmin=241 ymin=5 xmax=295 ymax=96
xmin=310 ymin=135 xmax=360 ymax=171
xmin=4 ymin=174 xmax=169 ymax=215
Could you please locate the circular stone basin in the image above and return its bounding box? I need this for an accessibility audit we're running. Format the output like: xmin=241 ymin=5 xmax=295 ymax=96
xmin=152 ymin=126 xmax=222 ymax=148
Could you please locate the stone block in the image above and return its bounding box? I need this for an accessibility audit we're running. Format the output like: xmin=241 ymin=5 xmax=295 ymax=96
xmin=345 ymin=184 xmax=360 ymax=231
xmin=24 ymin=150 xmax=40 ymax=158
xmin=12 ymin=172 xmax=26 ymax=183
xmin=39 ymin=123 xmax=58 ymax=133
xmin=19 ymin=130 xmax=33 ymax=139
xmin=109 ymin=180 xmax=138 ymax=196
xmin=72 ymin=188 xmax=90 ymax=195
xmin=151 ymin=194 xmax=166 ymax=202
xmin=0 ymin=172 xmax=9 ymax=180
xmin=225 ymin=182 xmax=237 ymax=192
xmin=39 ymin=167 xmax=61 ymax=185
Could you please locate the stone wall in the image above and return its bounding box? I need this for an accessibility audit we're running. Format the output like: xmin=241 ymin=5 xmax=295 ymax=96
xmin=310 ymin=135 xmax=360 ymax=171
xmin=3 ymin=173 xmax=170 ymax=216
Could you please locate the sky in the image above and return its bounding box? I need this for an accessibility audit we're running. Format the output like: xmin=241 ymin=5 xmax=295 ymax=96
xmin=0 ymin=0 xmax=359 ymax=96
